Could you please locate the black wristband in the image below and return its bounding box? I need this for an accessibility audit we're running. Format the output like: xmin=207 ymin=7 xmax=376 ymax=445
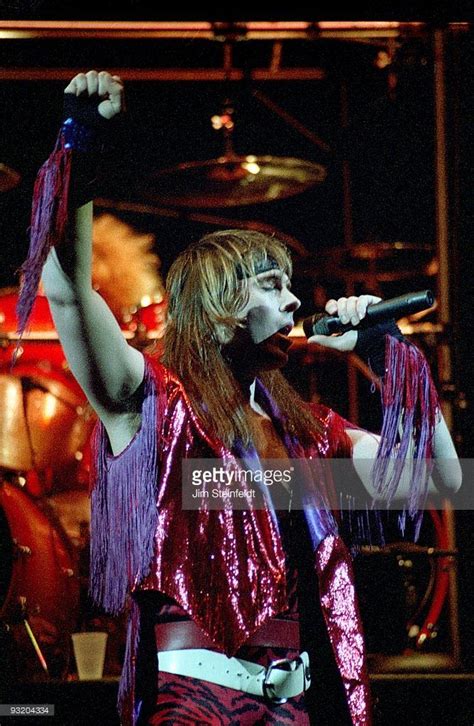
xmin=61 ymin=94 xmax=115 ymax=205
xmin=62 ymin=93 xmax=111 ymax=151
xmin=354 ymin=319 xmax=406 ymax=378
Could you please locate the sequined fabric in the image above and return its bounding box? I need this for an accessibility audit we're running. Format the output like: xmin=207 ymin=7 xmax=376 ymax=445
xmin=92 ymin=354 xmax=371 ymax=725
xmin=145 ymin=509 xmax=308 ymax=725
xmin=138 ymin=357 xmax=356 ymax=654
xmin=315 ymin=534 xmax=372 ymax=726
xmin=138 ymin=359 xmax=288 ymax=655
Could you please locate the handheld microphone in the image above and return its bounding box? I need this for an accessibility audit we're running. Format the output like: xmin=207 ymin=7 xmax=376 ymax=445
xmin=302 ymin=290 xmax=435 ymax=338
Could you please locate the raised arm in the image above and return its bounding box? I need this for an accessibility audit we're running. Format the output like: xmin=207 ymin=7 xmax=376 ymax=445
xmin=39 ymin=71 xmax=144 ymax=454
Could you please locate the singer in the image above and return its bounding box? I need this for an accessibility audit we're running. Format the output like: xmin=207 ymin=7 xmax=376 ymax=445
xmin=19 ymin=71 xmax=461 ymax=726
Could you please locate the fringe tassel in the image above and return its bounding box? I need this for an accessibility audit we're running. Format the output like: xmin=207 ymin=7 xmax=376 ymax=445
xmin=89 ymin=359 xmax=159 ymax=615
xmin=89 ymin=359 xmax=163 ymax=725
xmin=371 ymin=335 xmax=440 ymax=534
xmin=117 ymin=599 xmax=141 ymax=726
xmin=16 ymin=133 xmax=72 ymax=341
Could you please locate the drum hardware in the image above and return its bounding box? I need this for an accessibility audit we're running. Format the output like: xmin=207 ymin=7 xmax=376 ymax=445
xmin=23 ymin=616 xmax=50 ymax=677
xmin=356 ymin=504 xmax=457 ymax=664
xmin=0 ymin=481 xmax=80 ymax=680
xmin=12 ymin=540 xmax=32 ymax=558
xmin=136 ymin=98 xmax=326 ymax=208
xmin=143 ymin=155 xmax=327 ymax=209
xmin=7 ymin=596 xmax=51 ymax=677
xmin=0 ymin=331 xmax=60 ymax=342
xmin=0 ymin=372 xmax=95 ymax=479
xmin=8 ymin=595 xmax=38 ymax=623
xmin=408 ymin=506 xmax=454 ymax=650
xmin=313 ymin=241 xmax=437 ymax=299
xmin=360 ymin=545 xmax=457 ymax=558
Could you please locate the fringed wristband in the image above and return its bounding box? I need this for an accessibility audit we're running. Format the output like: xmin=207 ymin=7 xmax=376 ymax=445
xmin=354 ymin=318 xmax=406 ymax=379
xmin=16 ymin=95 xmax=112 ymax=341
xmin=354 ymin=318 xmax=440 ymax=541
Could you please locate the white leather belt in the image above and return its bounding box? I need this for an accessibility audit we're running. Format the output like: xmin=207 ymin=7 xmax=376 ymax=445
xmin=158 ymin=649 xmax=311 ymax=703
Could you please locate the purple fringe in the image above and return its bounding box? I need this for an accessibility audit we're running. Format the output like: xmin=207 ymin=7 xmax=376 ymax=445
xmin=371 ymin=335 xmax=439 ymax=533
xmin=16 ymin=132 xmax=72 ymax=343
xmin=89 ymin=359 xmax=162 ymax=726
xmin=89 ymin=360 xmax=159 ymax=614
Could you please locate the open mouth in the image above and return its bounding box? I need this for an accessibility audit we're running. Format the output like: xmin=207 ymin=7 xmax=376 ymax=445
xmin=269 ymin=326 xmax=295 ymax=353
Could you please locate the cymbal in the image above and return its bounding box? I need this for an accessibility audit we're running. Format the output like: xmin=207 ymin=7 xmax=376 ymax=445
xmin=139 ymin=155 xmax=326 ymax=208
xmin=314 ymin=241 xmax=437 ymax=283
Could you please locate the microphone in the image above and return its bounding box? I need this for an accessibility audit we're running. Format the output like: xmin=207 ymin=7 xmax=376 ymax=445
xmin=302 ymin=289 xmax=435 ymax=338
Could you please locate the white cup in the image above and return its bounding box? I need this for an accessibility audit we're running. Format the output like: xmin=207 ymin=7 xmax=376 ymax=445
xmin=71 ymin=631 xmax=108 ymax=680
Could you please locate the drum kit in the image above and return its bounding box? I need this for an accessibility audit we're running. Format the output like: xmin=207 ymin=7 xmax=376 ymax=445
xmin=0 ymin=288 xmax=91 ymax=680
xmin=0 ymin=286 xmax=165 ymax=681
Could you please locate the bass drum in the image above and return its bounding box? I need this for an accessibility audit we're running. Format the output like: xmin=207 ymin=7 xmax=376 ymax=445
xmin=0 ymin=481 xmax=80 ymax=680
xmin=0 ymin=288 xmax=96 ymax=496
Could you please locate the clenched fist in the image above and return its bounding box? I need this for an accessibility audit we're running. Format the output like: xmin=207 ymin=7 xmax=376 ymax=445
xmin=64 ymin=70 xmax=124 ymax=120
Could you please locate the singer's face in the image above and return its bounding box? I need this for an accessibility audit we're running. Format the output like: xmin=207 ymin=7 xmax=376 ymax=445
xmin=223 ymin=268 xmax=301 ymax=372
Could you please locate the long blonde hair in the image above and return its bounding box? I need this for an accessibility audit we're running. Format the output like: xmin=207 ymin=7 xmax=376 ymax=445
xmin=162 ymin=230 xmax=322 ymax=448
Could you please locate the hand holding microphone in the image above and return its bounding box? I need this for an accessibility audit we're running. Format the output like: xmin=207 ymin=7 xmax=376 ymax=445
xmin=303 ymin=290 xmax=435 ymax=353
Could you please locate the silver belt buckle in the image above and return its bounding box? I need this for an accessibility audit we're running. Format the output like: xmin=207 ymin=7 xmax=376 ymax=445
xmin=262 ymin=654 xmax=311 ymax=704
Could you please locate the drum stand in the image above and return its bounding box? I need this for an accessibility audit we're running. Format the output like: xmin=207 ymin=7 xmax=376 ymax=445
xmin=17 ymin=597 xmax=50 ymax=678
xmin=329 ymin=28 xmax=461 ymax=670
